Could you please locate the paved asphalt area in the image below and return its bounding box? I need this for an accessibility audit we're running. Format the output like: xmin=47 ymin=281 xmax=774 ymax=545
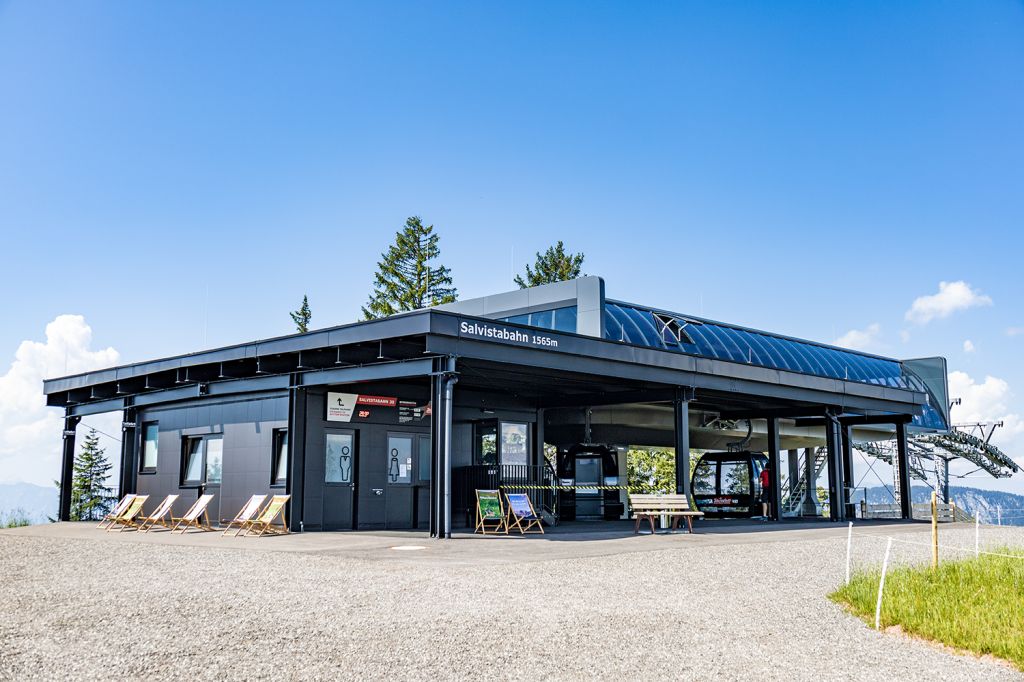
xmin=1 ymin=520 xmax=1021 ymax=681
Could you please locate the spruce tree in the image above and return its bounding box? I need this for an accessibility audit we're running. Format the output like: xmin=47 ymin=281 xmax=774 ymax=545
xmin=290 ymin=294 xmax=312 ymax=333
xmin=362 ymin=216 xmax=457 ymax=319
xmin=70 ymin=430 xmax=113 ymax=521
xmin=514 ymin=241 xmax=585 ymax=288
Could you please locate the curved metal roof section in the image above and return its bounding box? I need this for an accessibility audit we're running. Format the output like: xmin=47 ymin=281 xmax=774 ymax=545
xmin=603 ymin=300 xmax=947 ymax=431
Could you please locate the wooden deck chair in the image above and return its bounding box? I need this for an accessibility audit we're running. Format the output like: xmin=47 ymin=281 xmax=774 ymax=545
xmin=137 ymin=494 xmax=179 ymax=532
xmin=106 ymin=495 xmax=149 ymax=532
xmin=242 ymin=495 xmax=290 ymax=537
xmin=474 ymin=490 xmax=506 ymax=535
xmin=504 ymin=492 xmax=544 ymax=535
xmin=97 ymin=494 xmax=136 ymax=529
xmin=222 ymin=494 xmax=268 ymax=537
xmin=171 ymin=494 xmax=215 ymax=533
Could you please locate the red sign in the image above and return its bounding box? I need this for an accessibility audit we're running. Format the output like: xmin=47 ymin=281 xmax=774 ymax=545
xmin=712 ymin=497 xmax=737 ymax=505
xmin=356 ymin=395 xmax=397 ymax=407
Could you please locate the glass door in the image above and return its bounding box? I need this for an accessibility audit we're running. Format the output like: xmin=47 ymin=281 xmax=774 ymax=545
xmin=324 ymin=429 xmax=357 ymax=530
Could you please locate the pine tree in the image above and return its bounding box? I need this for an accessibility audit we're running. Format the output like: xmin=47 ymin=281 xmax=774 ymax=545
xmin=290 ymin=294 xmax=312 ymax=333
xmin=514 ymin=241 xmax=585 ymax=288
xmin=362 ymin=216 xmax=457 ymax=319
xmin=69 ymin=430 xmax=113 ymax=521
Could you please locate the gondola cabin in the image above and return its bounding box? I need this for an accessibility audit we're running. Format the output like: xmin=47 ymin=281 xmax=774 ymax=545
xmin=690 ymin=451 xmax=769 ymax=518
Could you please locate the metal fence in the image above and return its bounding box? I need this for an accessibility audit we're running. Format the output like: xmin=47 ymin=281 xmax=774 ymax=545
xmin=452 ymin=464 xmax=557 ymax=526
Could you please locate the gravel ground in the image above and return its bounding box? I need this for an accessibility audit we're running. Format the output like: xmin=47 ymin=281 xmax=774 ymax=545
xmin=1 ymin=524 xmax=1022 ymax=681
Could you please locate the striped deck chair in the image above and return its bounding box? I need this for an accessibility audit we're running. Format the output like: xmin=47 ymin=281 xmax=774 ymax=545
xmin=504 ymin=493 xmax=544 ymax=535
xmin=171 ymin=494 xmax=215 ymax=533
xmin=138 ymin=494 xmax=179 ymax=532
xmin=222 ymin=494 xmax=268 ymax=537
xmin=97 ymin=494 xmax=136 ymax=529
xmin=107 ymin=495 xmax=149 ymax=532
xmin=243 ymin=495 xmax=290 ymax=537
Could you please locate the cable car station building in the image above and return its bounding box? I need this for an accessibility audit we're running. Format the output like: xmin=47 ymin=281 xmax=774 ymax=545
xmin=44 ymin=277 xmax=950 ymax=536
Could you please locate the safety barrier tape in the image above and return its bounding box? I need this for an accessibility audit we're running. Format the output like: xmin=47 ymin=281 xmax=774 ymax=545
xmin=498 ymin=484 xmax=633 ymax=491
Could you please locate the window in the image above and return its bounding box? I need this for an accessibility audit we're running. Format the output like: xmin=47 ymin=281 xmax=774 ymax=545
xmin=720 ymin=461 xmax=750 ymax=495
xmin=387 ymin=434 xmax=413 ymax=484
xmin=182 ymin=438 xmax=204 ymax=486
xmin=500 ymin=422 xmax=529 ymax=466
xmin=693 ymin=460 xmax=716 ymax=495
xmin=272 ymin=430 xmax=288 ymax=487
xmin=205 ymin=438 xmax=223 ymax=484
xmin=140 ymin=422 xmax=158 ymax=473
xmin=476 ymin=423 xmax=497 ymax=465
xmin=180 ymin=436 xmax=222 ymax=487
xmin=325 ymin=431 xmax=355 ymax=484
xmin=417 ymin=435 xmax=431 ymax=482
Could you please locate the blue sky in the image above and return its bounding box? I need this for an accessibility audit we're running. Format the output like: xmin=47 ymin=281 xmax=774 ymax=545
xmin=1 ymin=2 xmax=1022 ymax=493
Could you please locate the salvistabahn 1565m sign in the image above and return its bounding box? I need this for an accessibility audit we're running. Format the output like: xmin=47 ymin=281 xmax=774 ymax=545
xmin=458 ymin=320 xmax=561 ymax=349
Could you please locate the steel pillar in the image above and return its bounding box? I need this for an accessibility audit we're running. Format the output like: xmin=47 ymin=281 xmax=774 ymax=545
xmin=841 ymin=425 xmax=855 ymax=519
xmin=896 ymin=421 xmax=912 ymax=519
xmin=58 ymin=413 xmax=81 ymax=521
xmin=825 ymin=414 xmax=845 ymax=521
xmin=766 ymin=417 xmax=782 ymax=521
xmin=787 ymin=449 xmax=799 ymax=499
xmin=431 ymin=356 xmax=457 ymax=538
xmin=286 ymin=381 xmax=307 ymax=532
xmin=674 ymin=387 xmax=694 ymax=496
xmin=801 ymin=447 xmax=821 ymax=516
xmin=118 ymin=406 xmax=137 ymax=498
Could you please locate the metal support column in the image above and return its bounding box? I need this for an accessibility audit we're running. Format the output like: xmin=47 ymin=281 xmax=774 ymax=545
xmin=766 ymin=417 xmax=782 ymax=521
xmin=787 ymin=449 xmax=799 ymax=502
xmin=442 ymin=356 xmax=457 ymax=539
xmin=534 ymin=408 xmax=546 ymax=469
xmin=118 ymin=405 xmax=137 ymax=499
xmin=58 ymin=413 xmax=81 ymax=521
xmin=286 ymin=379 xmax=307 ymax=532
xmin=896 ymin=421 xmax=912 ymax=520
xmin=429 ymin=361 xmax=443 ymax=538
xmin=674 ymin=387 xmax=694 ymax=496
xmin=824 ymin=414 xmax=844 ymax=521
xmin=841 ymin=425 xmax=855 ymax=519
xmin=801 ymin=447 xmax=821 ymax=516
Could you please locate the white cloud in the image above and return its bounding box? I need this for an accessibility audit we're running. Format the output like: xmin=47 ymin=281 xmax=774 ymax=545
xmin=948 ymin=371 xmax=1024 ymax=472
xmin=834 ymin=323 xmax=882 ymax=351
xmin=1007 ymin=327 xmax=1024 ymax=337
xmin=899 ymin=329 xmax=911 ymax=344
xmin=905 ymin=281 xmax=993 ymax=325
xmin=962 ymin=339 xmax=975 ymax=354
xmin=0 ymin=316 xmax=121 ymax=487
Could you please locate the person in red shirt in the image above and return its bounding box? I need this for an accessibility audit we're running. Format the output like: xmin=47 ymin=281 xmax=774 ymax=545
xmin=758 ymin=465 xmax=772 ymax=520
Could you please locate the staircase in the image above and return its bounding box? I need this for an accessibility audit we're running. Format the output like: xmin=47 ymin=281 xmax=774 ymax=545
xmin=781 ymin=447 xmax=828 ymax=516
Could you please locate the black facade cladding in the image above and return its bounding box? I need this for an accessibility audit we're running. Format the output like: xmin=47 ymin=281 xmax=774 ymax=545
xmin=135 ymin=394 xmax=288 ymax=524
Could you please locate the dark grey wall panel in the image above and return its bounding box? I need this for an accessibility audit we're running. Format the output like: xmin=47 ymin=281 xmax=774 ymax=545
xmin=135 ymin=395 xmax=288 ymax=523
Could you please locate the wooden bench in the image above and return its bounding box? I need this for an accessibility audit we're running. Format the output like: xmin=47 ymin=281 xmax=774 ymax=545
xmin=629 ymin=494 xmax=704 ymax=534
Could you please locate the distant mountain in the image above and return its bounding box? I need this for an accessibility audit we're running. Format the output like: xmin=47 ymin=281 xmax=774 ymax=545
xmin=0 ymin=482 xmax=58 ymax=525
xmin=855 ymin=485 xmax=1024 ymax=526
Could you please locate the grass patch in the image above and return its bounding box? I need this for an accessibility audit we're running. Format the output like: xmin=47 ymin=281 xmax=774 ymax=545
xmin=831 ymin=548 xmax=1024 ymax=670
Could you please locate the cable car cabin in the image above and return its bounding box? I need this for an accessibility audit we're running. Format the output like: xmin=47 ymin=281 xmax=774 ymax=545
xmin=690 ymin=451 xmax=769 ymax=518
xmin=556 ymin=444 xmax=625 ymax=521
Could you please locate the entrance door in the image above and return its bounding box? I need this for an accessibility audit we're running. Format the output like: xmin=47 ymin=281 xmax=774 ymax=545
xmin=323 ymin=429 xmax=357 ymax=530
xmin=385 ymin=433 xmax=415 ymax=529
xmin=575 ymin=455 xmax=603 ymax=519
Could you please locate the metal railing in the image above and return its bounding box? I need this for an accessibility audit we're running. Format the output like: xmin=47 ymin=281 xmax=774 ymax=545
xmin=453 ymin=464 xmax=558 ymax=526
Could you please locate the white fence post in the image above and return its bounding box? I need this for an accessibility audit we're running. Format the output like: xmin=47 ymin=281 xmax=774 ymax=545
xmin=975 ymin=515 xmax=980 ymax=558
xmin=875 ymin=537 xmax=893 ymax=631
xmin=998 ymin=506 xmax=1002 ymax=526
xmin=845 ymin=521 xmax=853 ymax=585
